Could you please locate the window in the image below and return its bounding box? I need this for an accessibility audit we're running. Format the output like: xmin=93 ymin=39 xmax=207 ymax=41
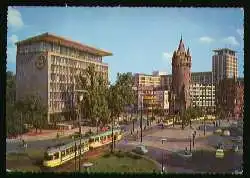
xmin=53 ymin=152 xmax=59 ymax=159
xmin=44 ymin=153 xmax=53 ymax=161
xmin=61 ymin=151 xmax=65 ymax=157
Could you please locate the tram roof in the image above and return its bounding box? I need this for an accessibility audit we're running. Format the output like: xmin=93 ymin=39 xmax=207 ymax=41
xmin=46 ymin=137 xmax=89 ymax=154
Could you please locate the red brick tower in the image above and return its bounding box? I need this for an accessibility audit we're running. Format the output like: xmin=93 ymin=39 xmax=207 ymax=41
xmin=170 ymin=36 xmax=192 ymax=114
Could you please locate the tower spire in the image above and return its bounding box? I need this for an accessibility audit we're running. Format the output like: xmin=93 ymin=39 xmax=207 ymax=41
xmin=178 ymin=34 xmax=185 ymax=52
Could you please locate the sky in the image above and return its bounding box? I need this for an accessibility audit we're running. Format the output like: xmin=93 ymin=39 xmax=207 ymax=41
xmin=7 ymin=7 xmax=244 ymax=83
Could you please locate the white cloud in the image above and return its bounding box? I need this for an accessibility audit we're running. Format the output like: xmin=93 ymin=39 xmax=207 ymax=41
xmin=8 ymin=34 xmax=19 ymax=46
xmin=199 ymin=36 xmax=215 ymax=44
xmin=222 ymin=36 xmax=240 ymax=46
xmin=7 ymin=34 xmax=19 ymax=64
xmin=8 ymin=7 xmax=24 ymax=30
xmin=162 ymin=52 xmax=173 ymax=74
xmin=163 ymin=52 xmax=172 ymax=59
xmin=7 ymin=47 xmax=16 ymax=64
xmin=236 ymin=28 xmax=244 ymax=39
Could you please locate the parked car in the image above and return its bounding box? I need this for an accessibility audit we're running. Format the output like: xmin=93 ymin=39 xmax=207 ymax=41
xmin=215 ymin=149 xmax=224 ymax=158
xmin=70 ymin=132 xmax=81 ymax=139
xmin=223 ymin=130 xmax=230 ymax=136
xmin=233 ymin=167 xmax=243 ymax=175
xmin=132 ymin=144 xmax=148 ymax=155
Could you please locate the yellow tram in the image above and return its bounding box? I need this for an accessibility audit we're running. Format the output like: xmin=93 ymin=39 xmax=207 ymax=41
xmin=43 ymin=128 xmax=123 ymax=168
xmin=89 ymin=129 xmax=123 ymax=149
xmin=43 ymin=138 xmax=89 ymax=167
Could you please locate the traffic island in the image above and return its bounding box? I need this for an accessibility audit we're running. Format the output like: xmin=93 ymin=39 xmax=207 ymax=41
xmin=85 ymin=150 xmax=160 ymax=173
xmin=6 ymin=148 xmax=44 ymax=172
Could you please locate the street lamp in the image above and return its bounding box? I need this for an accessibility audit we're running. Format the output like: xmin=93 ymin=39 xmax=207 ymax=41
xmin=189 ymin=135 xmax=192 ymax=152
xmin=74 ymin=89 xmax=89 ymax=173
xmin=161 ymin=138 xmax=167 ymax=173
xmin=140 ymin=91 xmax=143 ymax=143
xmin=78 ymin=93 xmax=84 ymax=172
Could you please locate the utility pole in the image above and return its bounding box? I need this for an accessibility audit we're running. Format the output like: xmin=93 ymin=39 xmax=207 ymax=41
xmin=78 ymin=107 xmax=81 ymax=172
xmin=152 ymin=86 xmax=154 ymax=124
xmin=140 ymin=89 xmax=143 ymax=143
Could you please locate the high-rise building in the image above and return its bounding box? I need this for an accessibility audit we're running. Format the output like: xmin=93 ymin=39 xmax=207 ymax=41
xmin=170 ymin=36 xmax=192 ymax=114
xmin=212 ymin=48 xmax=238 ymax=84
xmin=16 ymin=33 xmax=112 ymax=123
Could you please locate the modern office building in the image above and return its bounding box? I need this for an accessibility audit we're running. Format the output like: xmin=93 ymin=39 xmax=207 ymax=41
xmin=135 ymin=86 xmax=169 ymax=114
xmin=190 ymin=83 xmax=215 ymax=109
xmin=169 ymin=36 xmax=192 ymax=114
xmin=15 ymin=33 xmax=112 ymax=123
xmin=191 ymin=72 xmax=213 ymax=85
xmin=212 ymin=48 xmax=238 ymax=84
xmin=216 ymin=78 xmax=244 ymax=119
xmin=133 ymin=73 xmax=161 ymax=88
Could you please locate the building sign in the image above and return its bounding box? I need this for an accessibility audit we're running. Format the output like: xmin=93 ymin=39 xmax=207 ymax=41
xmin=35 ymin=55 xmax=47 ymax=70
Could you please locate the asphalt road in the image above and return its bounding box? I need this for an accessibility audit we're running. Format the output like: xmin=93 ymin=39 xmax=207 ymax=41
xmin=6 ymin=118 xmax=150 ymax=153
xmin=116 ymin=142 xmax=242 ymax=173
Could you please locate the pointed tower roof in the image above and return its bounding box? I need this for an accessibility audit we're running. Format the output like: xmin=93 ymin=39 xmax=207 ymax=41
xmin=187 ymin=47 xmax=190 ymax=55
xmin=178 ymin=35 xmax=185 ymax=52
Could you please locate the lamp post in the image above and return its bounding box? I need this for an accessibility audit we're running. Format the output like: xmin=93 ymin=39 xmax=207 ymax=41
xmin=203 ymin=109 xmax=206 ymax=136
xmin=192 ymin=131 xmax=195 ymax=148
xmin=161 ymin=138 xmax=167 ymax=173
xmin=189 ymin=135 xmax=192 ymax=152
xmin=78 ymin=93 xmax=84 ymax=172
xmin=73 ymin=89 xmax=89 ymax=173
xmin=140 ymin=91 xmax=143 ymax=143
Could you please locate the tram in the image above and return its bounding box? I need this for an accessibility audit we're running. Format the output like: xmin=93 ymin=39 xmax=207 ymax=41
xmin=43 ymin=128 xmax=123 ymax=168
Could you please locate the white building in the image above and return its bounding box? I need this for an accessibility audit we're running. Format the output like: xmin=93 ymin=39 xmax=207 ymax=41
xmin=190 ymin=83 xmax=215 ymax=108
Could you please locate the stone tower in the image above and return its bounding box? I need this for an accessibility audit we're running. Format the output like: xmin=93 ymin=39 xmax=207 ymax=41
xmin=170 ymin=36 xmax=192 ymax=114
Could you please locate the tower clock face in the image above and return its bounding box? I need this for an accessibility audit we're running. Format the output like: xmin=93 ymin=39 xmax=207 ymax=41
xmin=35 ymin=55 xmax=47 ymax=69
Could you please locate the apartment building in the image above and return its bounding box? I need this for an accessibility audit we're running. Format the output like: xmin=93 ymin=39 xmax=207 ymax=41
xmin=133 ymin=73 xmax=161 ymax=88
xmin=212 ymin=48 xmax=238 ymax=84
xmin=190 ymin=83 xmax=215 ymax=110
xmin=16 ymin=33 xmax=112 ymax=123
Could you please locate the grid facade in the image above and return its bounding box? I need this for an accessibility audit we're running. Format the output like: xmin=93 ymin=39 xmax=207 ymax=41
xmin=16 ymin=33 xmax=112 ymax=123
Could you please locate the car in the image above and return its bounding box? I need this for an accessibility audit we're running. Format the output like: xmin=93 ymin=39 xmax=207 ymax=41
xmin=231 ymin=136 xmax=242 ymax=143
xmin=6 ymin=169 xmax=13 ymax=172
xmin=215 ymin=149 xmax=224 ymax=158
xmin=233 ymin=168 xmax=243 ymax=175
xmin=132 ymin=144 xmax=148 ymax=155
xmin=223 ymin=130 xmax=230 ymax=136
xmin=70 ymin=132 xmax=81 ymax=139
xmin=214 ymin=128 xmax=222 ymax=134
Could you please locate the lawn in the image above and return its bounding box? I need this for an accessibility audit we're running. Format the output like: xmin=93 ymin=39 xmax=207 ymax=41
xmin=6 ymin=148 xmax=44 ymax=172
xmin=86 ymin=151 xmax=159 ymax=173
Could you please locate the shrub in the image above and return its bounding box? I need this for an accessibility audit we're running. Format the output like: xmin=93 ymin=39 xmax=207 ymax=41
xmin=114 ymin=150 xmax=125 ymax=158
xmin=103 ymin=152 xmax=111 ymax=158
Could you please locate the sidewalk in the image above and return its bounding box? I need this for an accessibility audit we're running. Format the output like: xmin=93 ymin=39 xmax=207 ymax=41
xmin=12 ymin=126 xmax=98 ymax=142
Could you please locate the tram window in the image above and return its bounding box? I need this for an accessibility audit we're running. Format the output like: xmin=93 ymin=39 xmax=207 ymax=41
xmin=95 ymin=138 xmax=99 ymax=142
xmin=66 ymin=149 xmax=70 ymax=155
xmin=78 ymin=145 xmax=81 ymax=150
xmin=70 ymin=147 xmax=74 ymax=153
xmin=44 ymin=153 xmax=53 ymax=160
xmin=61 ymin=151 xmax=65 ymax=157
xmin=89 ymin=138 xmax=94 ymax=143
xmin=54 ymin=152 xmax=59 ymax=159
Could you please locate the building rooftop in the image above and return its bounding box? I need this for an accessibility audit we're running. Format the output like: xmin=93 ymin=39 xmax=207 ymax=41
xmin=15 ymin=32 xmax=113 ymax=57
xmin=213 ymin=48 xmax=237 ymax=53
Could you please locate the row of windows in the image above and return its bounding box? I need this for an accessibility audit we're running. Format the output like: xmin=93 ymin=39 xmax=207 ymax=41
xmin=50 ymin=83 xmax=74 ymax=91
xmin=18 ymin=42 xmax=103 ymax=63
